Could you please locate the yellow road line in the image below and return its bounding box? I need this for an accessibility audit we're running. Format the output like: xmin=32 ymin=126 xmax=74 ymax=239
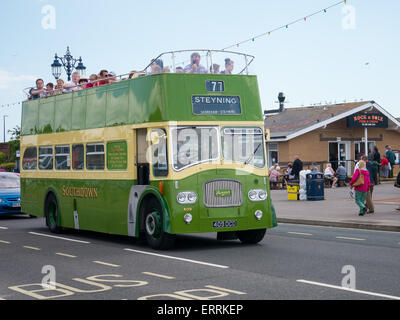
xmin=142 ymin=272 xmax=175 ymax=280
xmin=56 ymin=253 xmax=77 ymax=258
xmin=23 ymin=246 xmax=41 ymax=251
xmin=93 ymin=261 xmax=120 ymax=268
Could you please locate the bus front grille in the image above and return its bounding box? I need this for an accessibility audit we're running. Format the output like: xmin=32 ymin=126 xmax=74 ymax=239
xmin=203 ymin=179 xmax=243 ymax=208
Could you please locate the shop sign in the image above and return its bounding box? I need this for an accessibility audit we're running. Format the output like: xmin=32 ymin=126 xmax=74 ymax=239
xmin=347 ymin=113 xmax=388 ymax=128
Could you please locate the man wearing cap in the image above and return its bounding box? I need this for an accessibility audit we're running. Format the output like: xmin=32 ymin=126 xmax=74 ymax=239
xmin=183 ymin=52 xmax=208 ymax=74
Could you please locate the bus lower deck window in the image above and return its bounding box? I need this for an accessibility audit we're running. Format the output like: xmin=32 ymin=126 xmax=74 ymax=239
xmin=86 ymin=143 xmax=105 ymax=170
xmin=72 ymin=144 xmax=84 ymax=170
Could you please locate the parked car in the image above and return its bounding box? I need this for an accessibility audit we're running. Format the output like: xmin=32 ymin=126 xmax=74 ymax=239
xmin=0 ymin=172 xmax=21 ymax=214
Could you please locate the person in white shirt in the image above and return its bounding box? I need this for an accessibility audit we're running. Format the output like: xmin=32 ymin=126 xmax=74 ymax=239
xmin=63 ymin=72 xmax=80 ymax=92
xmin=324 ymin=163 xmax=338 ymax=188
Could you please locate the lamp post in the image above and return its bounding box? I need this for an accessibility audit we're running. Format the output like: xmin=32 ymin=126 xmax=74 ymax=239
xmin=51 ymin=46 xmax=86 ymax=81
xmin=3 ymin=115 xmax=8 ymax=143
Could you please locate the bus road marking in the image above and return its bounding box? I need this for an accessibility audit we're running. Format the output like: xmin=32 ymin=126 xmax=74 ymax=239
xmin=56 ymin=253 xmax=77 ymax=258
xmin=93 ymin=261 xmax=120 ymax=268
xmin=29 ymin=232 xmax=90 ymax=244
xmin=142 ymin=272 xmax=175 ymax=280
xmin=288 ymin=232 xmax=313 ymax=236
xmin=336 ymin=236 xmax=366 ymax=241
xmin=0 ymin=240 xmax=11 ymax=244
xmin=124 ymin=249 xmax=229 ymax=269
xmin=297 ymin=279 xmax=400 ymax=300
xmin=23 ymin=246 xmax=41 ymax=251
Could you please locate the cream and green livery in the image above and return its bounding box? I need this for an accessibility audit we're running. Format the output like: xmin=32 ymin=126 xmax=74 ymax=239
xmin=20 ymin=50 xmax=277 ymax=249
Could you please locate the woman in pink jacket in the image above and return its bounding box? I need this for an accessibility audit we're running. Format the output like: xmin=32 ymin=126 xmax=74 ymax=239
xmin=349 ymin=160 xmax=370 ymax=216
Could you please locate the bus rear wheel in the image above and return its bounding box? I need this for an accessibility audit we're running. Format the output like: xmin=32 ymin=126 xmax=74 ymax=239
xmin=45 ymin=193 xmax=62 ymax=234
xmin=143 ymin=200 xmax=175 ymax=250
xmin=238 ymin=229 xmax=266 ymax=244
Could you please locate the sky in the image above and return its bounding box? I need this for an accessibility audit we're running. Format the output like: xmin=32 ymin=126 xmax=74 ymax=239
xmin=0 ymin=0 xmax=399 ymax=142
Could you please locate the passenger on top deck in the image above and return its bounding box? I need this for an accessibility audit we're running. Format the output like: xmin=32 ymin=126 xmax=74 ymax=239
xmin=54 ymin=79 xmax=65 ymax=95
xmin=86 ymin=74 xmax=98 ymax=88
xmin=162 ymin=66 xmax=171 ymax=73
xmin=78 ymin=78 xmax=89 ymax=90
xmin=95 ymin=70 xmax=109 ymax=86
xmin=183 ymin=52 xmax=207 ymax=74
xmin=210 ymin=64 xmax=220 ymax=74
xmin=45 ymin=83 xmax=54 ymax=97
xmin=150 ymin=59 xmax=164 ymax=74
xmin=175 ymin=66 xmax=184 ymax=73
xmin=108 ymin=71 xmax=118 ymax=83
xmin=221 ymin=58 xmax=234 ymax=74
xmin=64 ymin=72 xmax=80 ymax=92
xmin=29 ymin=79 xmax=45 ymax=100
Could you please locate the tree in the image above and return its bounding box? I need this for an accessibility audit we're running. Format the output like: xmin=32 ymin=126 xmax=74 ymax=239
xmin=7 ymin=125 xmax=20 ymax=163
xmin=8 ymin=125 xmax=21 ymax=141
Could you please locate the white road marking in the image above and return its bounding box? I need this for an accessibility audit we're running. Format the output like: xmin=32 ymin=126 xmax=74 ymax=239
xmin=29 ymin=232 xmax=90 ymax=244
xmin=23 ymin=246 xmax=41 ymax=251
xmin=288 ymin=232 xmax=313 ymax=236
xmin=0 ymin=226 xmax=8 ymax=230
xmin=124 ymin=249 xmax=229 ymax=269
xmin=142 ymin=272 xmax=175 ymax=280
xmin=0 ymin=240 xmax=10 ymax=244
xmin=205 ymin=285 xmax=247 ymax=295
xmin=55 ymin=253 xmax=77 ymax=258
xmin=336 ymin=236 xmax=366 ymax=241
xmin=93 ymin=261 xmax=120 ymax=268
xmin=297 ymin=280 xmax=400 ymax=300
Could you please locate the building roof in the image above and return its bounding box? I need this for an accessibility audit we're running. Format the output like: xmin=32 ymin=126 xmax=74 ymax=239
xmin=265 ymin=101 xmax=400 ymax=141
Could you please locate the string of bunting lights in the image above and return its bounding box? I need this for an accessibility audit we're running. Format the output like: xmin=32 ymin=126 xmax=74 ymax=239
xmin=222 ymin=0 xmax=348 ymax=51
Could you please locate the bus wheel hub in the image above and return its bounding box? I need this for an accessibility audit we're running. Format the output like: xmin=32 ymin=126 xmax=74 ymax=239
xmin=146 ymin=212 xmax=161 ymax=237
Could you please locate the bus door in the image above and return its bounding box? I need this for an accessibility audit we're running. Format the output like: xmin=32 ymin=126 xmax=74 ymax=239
xmin=136 ymin=128 xmax=150 ymax=185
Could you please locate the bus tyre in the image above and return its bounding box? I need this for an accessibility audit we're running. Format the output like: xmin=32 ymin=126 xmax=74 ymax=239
xmin=45 ymin=194 xmax=62 ymax=234
xmin=143 ymin=200 xmax=175 ymax=250
xmin=238 ymin=229 xmax=266 ymax=244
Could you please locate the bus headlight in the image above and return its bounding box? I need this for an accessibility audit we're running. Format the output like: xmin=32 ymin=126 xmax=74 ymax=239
xmin=177 ymin=192 xmax=198 ymax=204
xmin=248 ymin=189 xmax=268 ymax=202
xmin=184 ymin=213 xmax=193 ymax=224
xmin=255 ymin=210 xmax=263 ymax=220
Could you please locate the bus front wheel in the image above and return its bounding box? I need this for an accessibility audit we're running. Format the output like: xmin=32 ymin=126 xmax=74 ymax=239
xmin=238 ymin=229 xmax=266 ymax=244
xmin=143 ymin=199 xmax=175 ymax=250
xmin=45 ymin=193 xmax=62 ymax=234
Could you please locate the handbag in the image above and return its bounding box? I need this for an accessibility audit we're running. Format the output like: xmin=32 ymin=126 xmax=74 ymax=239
xmin=352 ymin=170 xmax=364 ymax=187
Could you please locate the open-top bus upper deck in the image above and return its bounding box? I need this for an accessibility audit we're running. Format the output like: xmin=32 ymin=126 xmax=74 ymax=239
xmin=21 ymin=50 xmax=263 ymax=136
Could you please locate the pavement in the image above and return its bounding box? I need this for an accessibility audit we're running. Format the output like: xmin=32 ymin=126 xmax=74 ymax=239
xmin=273 ymin=182 xmax=400 ymax=232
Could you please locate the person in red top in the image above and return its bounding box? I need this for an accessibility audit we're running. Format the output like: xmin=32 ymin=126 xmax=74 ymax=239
xmin=94 ymin=70 xmax=110 ymax=87
xmin=380 ymin=156 xmax=390 ymax=178
xmin=349 ymin=160 xmax=371 ymax=216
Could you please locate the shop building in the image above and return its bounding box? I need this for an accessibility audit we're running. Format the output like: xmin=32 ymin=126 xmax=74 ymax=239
xmin=264 ymin=101 xmax=400 ymax=175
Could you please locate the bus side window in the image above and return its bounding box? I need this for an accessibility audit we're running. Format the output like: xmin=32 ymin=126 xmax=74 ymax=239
xmin=86 ymin=143 xmax=105 ymax=171
xmin=72 ymin=144 xmax=84 ymax=170
xmin=55 ymin=145 xmax=71 ymax=170
xmin=22 ymin=147 xmax=37 ymax=171
xmin=39 ymin=146 xmax=54 ymax=171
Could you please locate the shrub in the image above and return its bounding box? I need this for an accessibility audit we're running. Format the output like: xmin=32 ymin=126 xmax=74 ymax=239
xmin=0 ymin=162 xmax=16 ymax=172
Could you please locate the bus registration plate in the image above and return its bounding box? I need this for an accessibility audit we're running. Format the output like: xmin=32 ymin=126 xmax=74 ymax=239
xmin=212 ymin=220 xmax=237 ymax=229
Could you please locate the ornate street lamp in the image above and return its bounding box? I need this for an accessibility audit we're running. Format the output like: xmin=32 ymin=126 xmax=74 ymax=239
xmin=51 ymin=46 xmax=86 ymax=81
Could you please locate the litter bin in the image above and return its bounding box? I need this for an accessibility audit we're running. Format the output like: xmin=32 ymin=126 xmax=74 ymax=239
xmin=287 ymin=181 xmax=300 ymax=201
xmin=306 ymin=173 xmax=324 ymax=201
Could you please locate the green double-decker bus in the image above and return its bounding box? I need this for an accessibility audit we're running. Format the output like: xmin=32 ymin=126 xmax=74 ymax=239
xmin=20 ymin=50 xmax=277 ymax=249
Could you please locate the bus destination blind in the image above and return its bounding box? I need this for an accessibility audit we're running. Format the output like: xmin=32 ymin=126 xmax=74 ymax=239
xmin=192 ymin=96 xmax=241 ymax=115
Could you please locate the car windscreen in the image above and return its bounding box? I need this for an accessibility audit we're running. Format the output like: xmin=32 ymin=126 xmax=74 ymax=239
xmin=0 ymin=174 xmax=20 ymax=188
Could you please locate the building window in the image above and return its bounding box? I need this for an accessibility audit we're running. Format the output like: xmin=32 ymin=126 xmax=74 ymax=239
xmin=22 ymin=147 xmax=37 ymax=171
xmin=354 ymin=141 xmax=376 ymax=161
xmin=72 ymin=144 xmax=84 ymax=170
xmin=39 ymin=146 xmax=54 ymax=170
xmin=268 ymin=143 xmax=279 ymax=168
xmin=86 ymin=143 xmax=105 ymax=170
xmin=55 ymin=145 xmax=71 ymax=170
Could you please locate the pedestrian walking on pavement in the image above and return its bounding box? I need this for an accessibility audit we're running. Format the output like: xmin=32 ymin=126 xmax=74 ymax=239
xmin=349 ymin=160 xmax=370 ymax=216
xmin=385 ymin=145 xmax=396 ymax=178
xmin=361 ymin=155 xmax=376 ymax=213
xmin=292 ymin=156 xmax=303 ymax=180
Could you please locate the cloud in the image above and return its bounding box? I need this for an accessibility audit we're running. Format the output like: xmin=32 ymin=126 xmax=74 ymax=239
xmin=0 ymin=70 xmax=37 ymax=90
